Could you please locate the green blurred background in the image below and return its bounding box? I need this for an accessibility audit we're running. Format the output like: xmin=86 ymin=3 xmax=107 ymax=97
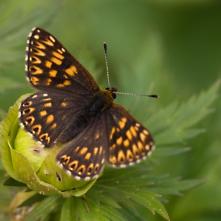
xmin=0 ymin=0 xmax=220 ymax=220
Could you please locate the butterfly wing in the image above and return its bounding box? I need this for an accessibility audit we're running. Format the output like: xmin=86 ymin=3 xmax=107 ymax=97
xmin=106 ymin=104 xmax=155 ymax=167
xmin=20 ymin=27 xmax=101 ymax=146
xmin=19 ymin=91 xmax=90 ymax=147
xmin=25 ymin=27 xmax=99 ymax=94
xmin=56 ymin=114 xmax=108 ymax=180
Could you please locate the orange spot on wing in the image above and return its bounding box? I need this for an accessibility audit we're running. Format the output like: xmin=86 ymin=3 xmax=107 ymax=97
xmin=45 ymin=78 xmax=52 ymax=85
xmin=109 ymin=127 xmax=115 ymax=139
xmin=56 ymin=83 xmax=64 ymax=88
xmin=126 ymin=130 xmax=132 ymax=140
xmin=118 ymin=150 xmax=125 ymax=162
xmin=69 ymin=160 xmax=78 ymax=171
xmin=61 ymin=102 xmax=68 ymax=107
xmin=119 ymin=117 xmax=127 ymax=129
xmin=123 ymin=139 xmax=130 ymax=147
xmin=44 ymin=102 xmax=52 ymax=108
xmin=77 ymin=165 xmax=86 ymax=175
xmin=99 ymin=146 xmax=103 ymax=155
xmin=85 ymin=152 xmax=91 ymax=160
xmin=61 ymin=155 xmax=71 ymax=165
xmin=32 ymin=124 xmax=42 ymax=135
xmin=51 ymin=57 xmax=62 ymax=65
xmin=39 ymin=133 xmax=50 ymax=143
xmin=45 ymin=61 xmax=52 ymax=68
xmin=32 ymin=56 xmax=41 ymax=64
xmin=126 ymin=150 xmax=134 ymax=161
xmin=130 ymin=126 xmax=137 ymax=136
xmin=42 ymin=39 xmax=54 ymax=46
xmin=30 ymin=76 xmax=39 ymax=85
xmin=140 ymin=132 xmax=146 ymax=142
xmin=23 ymin=107 xmax=35 ymax=115
xmin=109 ymin=156 xmax=117 ymax=164
xmin=63 ymin=80 xmax=71 ymax=86
xmin=132 ymin=144 xmax=139 ymax=155
xmin=87 ymin=163 xmax=94 ymax=175
xmin=51 ymin=123 xmax=57 ymax=129
xmin=93 ymin=147 xmax=99 ymax=155
xmin=137 ymin=141 xmax=144 ymax=151
xmin=79 ymin=147 xmax=88 ymax=155
xmin=46 ymin=114 xmax=54 ymax=124
xmin=49 ymin=70 xmax=57 ymax=77
xmin=65 ymin=65 xmax=77 ymax=76
xmin=30 ymin=66 xmax=43 ymax=75
xmin=52 ymin=51 xmax=64 ymax=60
xmin=39 ymin=110 xmax=47 ymax=117
xmin=25 ymin=116 xmax=35 ymax=125
xmin=35 ymin=42 xmax=46 ymax=49
xmin=116 ymin=137 xmax=123 ymax=145
xmin=33 ymin=48 xmax=45 ymax=56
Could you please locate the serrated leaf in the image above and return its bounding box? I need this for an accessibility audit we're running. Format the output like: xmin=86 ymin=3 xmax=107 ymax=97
xmin=24 ymin=195 xmax=60 ymax=221
xmin=0 ymin=0 xmax=60 ymax=68
xmin=148 ymin=80 xmax=220 ymax=146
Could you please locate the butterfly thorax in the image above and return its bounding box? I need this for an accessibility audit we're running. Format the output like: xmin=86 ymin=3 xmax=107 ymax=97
xmin=87 ymin=88 xmax=115 ymax=116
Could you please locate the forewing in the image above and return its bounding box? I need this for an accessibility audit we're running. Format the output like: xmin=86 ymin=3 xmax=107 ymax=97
xmin=19 ymin=91 xmax=89 ymax=147
xmin=106 ymin=104 xmax=155 ymax=167
xmin=25 ymin=27 xmax=99 ymax=94
xmin=56 ymin=114 xmax=108 ymax=180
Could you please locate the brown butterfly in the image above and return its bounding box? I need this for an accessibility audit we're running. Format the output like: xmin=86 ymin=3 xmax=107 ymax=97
xmin=19 ymin=27 xmax=155 ymax=180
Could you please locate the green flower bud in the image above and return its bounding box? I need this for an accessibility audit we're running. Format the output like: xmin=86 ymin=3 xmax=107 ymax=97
xmin=0 ymin=95 xmax=97 ymax=197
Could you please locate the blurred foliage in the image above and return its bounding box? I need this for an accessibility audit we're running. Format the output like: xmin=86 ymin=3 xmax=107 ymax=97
xmin=0 ymin=0 xmax=220 ymax=221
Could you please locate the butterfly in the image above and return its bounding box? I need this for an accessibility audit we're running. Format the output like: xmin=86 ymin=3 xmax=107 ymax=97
xmin=19 ymin=27 xmax=155 ymax=181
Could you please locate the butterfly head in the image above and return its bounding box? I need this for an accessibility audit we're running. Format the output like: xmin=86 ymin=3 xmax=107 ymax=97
xmin=105 ymin=87 xmax=117 ymax=99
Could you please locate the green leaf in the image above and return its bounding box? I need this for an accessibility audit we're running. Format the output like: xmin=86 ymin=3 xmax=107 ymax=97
xmin=148 ymin=80 xmax=220 ymax=146
xmin=149 ymin=175 xmax=203 ymax=196
xmin=122 ymin=190 xmax=170 ymax=221
xmin=0 ymin=0 xmax=60 ymax=68
xmin=60 ymin=198 xmax=73 ymax=221
xmin=24 ymin=195 xmax=60 ymax=221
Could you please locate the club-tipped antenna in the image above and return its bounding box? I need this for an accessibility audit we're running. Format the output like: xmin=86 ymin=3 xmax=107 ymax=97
xmin=103 ymin=42 xmax=111 ymax=89
xmin=114 ymin=91 xmax=159 ymax=99
xmin=103 ymin=43 xmax=158 ymax=100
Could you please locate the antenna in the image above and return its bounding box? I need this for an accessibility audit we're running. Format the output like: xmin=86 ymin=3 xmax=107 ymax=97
xmin=114 ymin=91 xmax=159 ymax=99
xmin=103 ymin=42 xmax=111 ymax=89
xmin=103 ymin=43 xmax=159 ymax=100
